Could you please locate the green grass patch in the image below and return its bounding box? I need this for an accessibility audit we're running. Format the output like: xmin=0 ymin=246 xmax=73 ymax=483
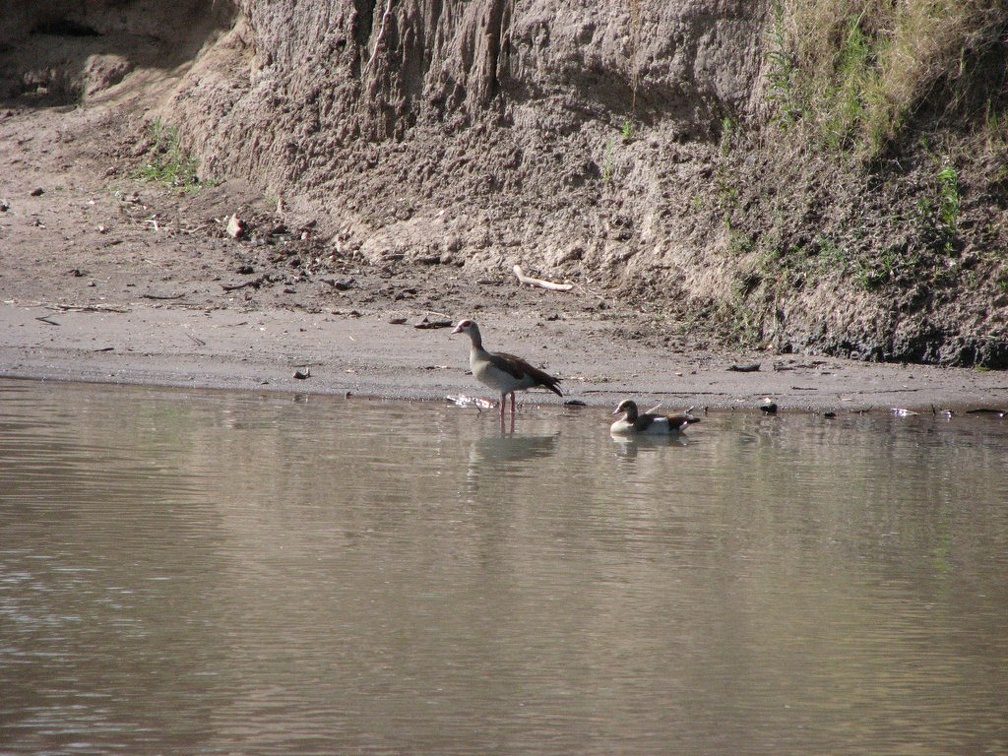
xmin=134 ymin=118 xmax=201 ymax=190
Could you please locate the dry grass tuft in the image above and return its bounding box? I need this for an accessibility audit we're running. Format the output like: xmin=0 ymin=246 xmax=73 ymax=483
xmin=770 ymin=0 xmax=1008 ymax=157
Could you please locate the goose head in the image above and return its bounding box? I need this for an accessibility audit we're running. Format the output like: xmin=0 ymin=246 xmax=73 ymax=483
xmin=613 ymin=399 xmax=639 ymax=421
xmin=451 ymin=319 xmax=483 ymax=348
xmin=451 ymin=319 xmax=477 ymax=336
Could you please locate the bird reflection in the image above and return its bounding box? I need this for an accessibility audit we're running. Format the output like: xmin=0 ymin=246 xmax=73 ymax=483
xmin=464 ymin=430 xmax=560 ymax=494
xmin=470 ymin=431 xmax=560 ymax=464
xmin=610 ymin=431 xmax=689 ymax=460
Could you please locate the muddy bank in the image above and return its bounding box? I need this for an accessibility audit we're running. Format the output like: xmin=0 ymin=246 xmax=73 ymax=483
xmin=1 ymin=100 xmax=1006 ymax=415
xmin=3 ymin=302 xmax=1007 ymax=415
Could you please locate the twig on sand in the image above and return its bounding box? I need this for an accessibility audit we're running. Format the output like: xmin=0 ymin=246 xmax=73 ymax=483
xmin=46 ymin=303 xmax=130 ymax=314
xmin=414 ymin=315 xmax=453 ymax=329
xmin=513 ymin=265 xmax=574 ymax=292
xmin=221 ymin=275 xmax=269 ymax=292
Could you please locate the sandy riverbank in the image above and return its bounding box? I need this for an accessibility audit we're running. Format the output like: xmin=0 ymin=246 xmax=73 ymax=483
xmin=3 ymin=302 xmax=1006 ymax=415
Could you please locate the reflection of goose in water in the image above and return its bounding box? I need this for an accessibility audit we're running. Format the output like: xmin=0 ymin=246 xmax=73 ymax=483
xmin=470 ymin=432 xmax=560 ymax=466
xmin=610 ymin=400 xmax=700 ymax=438
xmin=610 ymin=431 xmax=689 ymax=459
xmin=465 ymin=431 xmax=561 ymax=493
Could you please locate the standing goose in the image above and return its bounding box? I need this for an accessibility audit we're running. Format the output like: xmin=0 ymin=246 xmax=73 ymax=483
xmin=610 ymin=399 xmax=700 ymax=437
xmin=451 ymin=319 xmax=562 ymax=421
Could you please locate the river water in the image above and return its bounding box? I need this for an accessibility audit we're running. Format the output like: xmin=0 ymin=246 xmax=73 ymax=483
xmin=1 ymin=378 xmax=1006 ymax=754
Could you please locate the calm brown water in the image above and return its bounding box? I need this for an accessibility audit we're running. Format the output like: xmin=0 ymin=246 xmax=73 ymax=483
xmin=1 ymin=378 xmax=1007 ymax=755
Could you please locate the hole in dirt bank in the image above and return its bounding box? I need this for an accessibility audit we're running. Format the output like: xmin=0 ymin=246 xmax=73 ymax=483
xmin=2 ymin=1 xmax=238 ymax=106
xmin=31 ymin=19 xmax=101 ymax=38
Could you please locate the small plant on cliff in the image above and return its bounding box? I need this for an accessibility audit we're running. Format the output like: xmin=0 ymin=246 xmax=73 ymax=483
xmin=602 ymin=119 xmax=635 ymax=184
xmin=766 ymin=1 xmax=802 ymax=128
xmin=936 ymin=164 xmax=961 ymax=237
xmin=911 ymin=159 xmax=962 ymax=254
xmin=135 ymin=118 xmax=201 ymax=190
xmin=719 ymin=117 xmax=740 ymax=156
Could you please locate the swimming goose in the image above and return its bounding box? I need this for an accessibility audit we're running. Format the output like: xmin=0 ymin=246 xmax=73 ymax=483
xmin=451 ymin=319 xmax=562 ymax=421
xmin=610 ymin=399 xmax=700 ymax=436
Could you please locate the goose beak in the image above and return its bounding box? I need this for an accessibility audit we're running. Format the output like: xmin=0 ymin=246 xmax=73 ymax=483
xmin=451 ymin=324 xmax=463 ymax=335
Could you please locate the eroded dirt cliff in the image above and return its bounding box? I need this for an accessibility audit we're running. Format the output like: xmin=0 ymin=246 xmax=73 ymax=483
xmin=2 ymin=1 xmax=1006 ymax=366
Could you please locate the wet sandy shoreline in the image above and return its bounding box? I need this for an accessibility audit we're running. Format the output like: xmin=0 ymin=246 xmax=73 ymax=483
xmin=3 ymin=302 xmax=1006 ymax=415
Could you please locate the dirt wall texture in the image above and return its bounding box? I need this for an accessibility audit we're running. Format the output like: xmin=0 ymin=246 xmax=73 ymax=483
xmin=3 ymin=0 xmax=1007 ymax=367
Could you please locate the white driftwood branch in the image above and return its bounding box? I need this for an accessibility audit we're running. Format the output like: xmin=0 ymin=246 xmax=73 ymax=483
xmin=513 ymin=265 xmax=574 ymax=292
